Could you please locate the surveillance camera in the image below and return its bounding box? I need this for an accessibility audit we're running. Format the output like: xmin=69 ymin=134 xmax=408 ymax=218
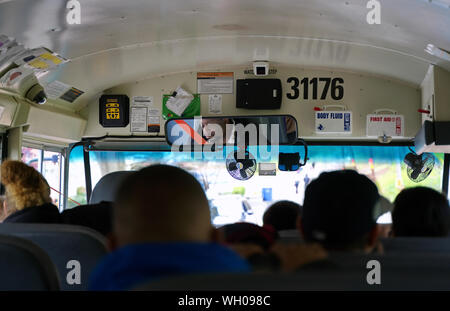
xmin=253 ymin=61 xmax=269 ymax=76
xmin=25 ymin=83 xmax=47 ymax=105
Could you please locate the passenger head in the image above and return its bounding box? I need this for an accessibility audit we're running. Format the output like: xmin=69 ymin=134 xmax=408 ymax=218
xmin=219 ymin=222 xmax=277 ymax=250
xmin=263 ymin=200 xmax=301 ymax=231
xmin=1 ymin=160 xmax=51 ymax=216
xmin=113 ymin=164 xmax=213 ymax=247
xmin=392 ymin=187 xmax=450 ymax=237
xmin=301 ymin=170 xmax=380 ymax=252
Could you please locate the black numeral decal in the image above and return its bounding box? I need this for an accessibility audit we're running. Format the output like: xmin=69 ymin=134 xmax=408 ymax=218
xmin=286 ymin=77 xmax=299 ymax=99
xmin=286 ymin=77 xmax=344 ymax=100
xmin=319 ymin=78 xmax=331 ymax=100
xmin=300 ymin=77 xmax=308 ymax=99
xmin=331 ymin=78 xmax=344 ymax=100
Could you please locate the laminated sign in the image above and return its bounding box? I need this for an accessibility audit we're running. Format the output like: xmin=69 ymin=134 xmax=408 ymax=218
xmin=99 ymin=95 xmax=129 ymax=128
xmin=315 ymin=111 xmax=352 ymax=134
xmin=366 ymin=114 xmax=404 ymax=137
xmin=197 ymin=72 xmax=234 ymax=94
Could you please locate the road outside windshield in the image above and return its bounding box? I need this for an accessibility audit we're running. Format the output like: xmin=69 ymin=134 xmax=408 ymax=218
xmin=68 ymin=145 xmax=444 ymax=226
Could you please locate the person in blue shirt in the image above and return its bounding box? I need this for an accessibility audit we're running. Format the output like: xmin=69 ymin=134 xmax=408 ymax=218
xmin=89 ymin=164 xmax=250 ymax=291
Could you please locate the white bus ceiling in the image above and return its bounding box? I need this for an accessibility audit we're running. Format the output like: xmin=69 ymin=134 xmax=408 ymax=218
xmin=0 ymin=0 xmax=450 ymax=143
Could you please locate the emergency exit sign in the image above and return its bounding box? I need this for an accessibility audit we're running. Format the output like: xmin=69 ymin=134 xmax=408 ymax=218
xmin=366 ymin=114 xmax=404 ymax=137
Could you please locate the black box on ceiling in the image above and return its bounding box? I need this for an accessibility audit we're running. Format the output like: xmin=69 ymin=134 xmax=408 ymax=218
xmin=236 ymin=79 xmax=282 ymax=109
xmin=99 ymin=95 xmax=130 ymax=127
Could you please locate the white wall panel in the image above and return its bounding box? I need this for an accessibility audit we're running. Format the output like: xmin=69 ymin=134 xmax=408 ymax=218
xmin=83 ymin=65 xmax=420 ymax=140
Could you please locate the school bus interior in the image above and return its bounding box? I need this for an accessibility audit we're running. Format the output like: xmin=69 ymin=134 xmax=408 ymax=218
xmin=0 ymin=0 xmax=449 ymax=292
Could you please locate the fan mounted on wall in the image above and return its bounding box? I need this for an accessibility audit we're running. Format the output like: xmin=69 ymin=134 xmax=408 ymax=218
xmin=226 ymin=150 xmax=257 ymax=181
xmin=403 ymin=147 xmax=435 ymax=183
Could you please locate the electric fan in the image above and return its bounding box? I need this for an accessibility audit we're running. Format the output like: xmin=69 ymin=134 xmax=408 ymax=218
xmin=403 ymin=149 xmax=435 ymax=183
xmin=226 ymin=150 xmax=257 ymax=181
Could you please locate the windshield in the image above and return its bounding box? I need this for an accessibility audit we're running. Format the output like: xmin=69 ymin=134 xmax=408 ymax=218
xmin=68 ymin=145 xmax=444 ymax=226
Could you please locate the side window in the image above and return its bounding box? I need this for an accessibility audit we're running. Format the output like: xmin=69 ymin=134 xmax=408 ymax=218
xmin=448 ymin=162 xmax=450 ymax=201
xmin=42 ymin=151 xmax=64 ymax=210
xmin=67 ymin=145 xmax=87 ymax=209
xmin=21 ymin=147 xmax=42 ymax=171
xmin=21 ymin=147 xmax=65 ymax=211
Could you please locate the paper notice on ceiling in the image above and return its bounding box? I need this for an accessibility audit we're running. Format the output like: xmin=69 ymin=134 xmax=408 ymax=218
xmin=197 ymin=72 xmax=234 ymax=94
xmin=131 ymin=106 xmax=148 ymax=132
xmin=60 ymin=87 xmax=84 ymax=102
xmin=208 ymin=94 xmax=222 ymax=114
xmin=45 ymin=80 xmax=84 ymax=103
xmin=0 ymin=44 xmax=25 ymax=71
xmin=45 ymin=80 xmax=72 ymax=99
xmin=0 ymin=35 xmax=17 ymax=57
xmin=16 ymin=47 xmax=67 ymax=72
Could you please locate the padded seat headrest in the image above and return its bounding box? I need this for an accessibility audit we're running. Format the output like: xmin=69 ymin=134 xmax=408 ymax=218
xmin=89 ymin=171 xmax=133 ymax=204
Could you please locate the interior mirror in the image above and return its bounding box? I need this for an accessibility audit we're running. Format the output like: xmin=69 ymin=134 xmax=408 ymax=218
xmin=165 ymin=115 xmax=298 ymax=147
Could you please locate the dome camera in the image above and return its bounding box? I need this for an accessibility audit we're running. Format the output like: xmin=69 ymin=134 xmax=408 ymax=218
xmin=25 ymin=83 xmax=47 ymax=105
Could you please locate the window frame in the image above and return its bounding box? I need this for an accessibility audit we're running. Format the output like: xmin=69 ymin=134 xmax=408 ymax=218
xmin=443 ymin=154 xmax=450 ymax=197
xmin=21 ymin=143 xmax=66 ymax=211
xmin=66 ymin=137 xmax=450 ymax=212
xmin=0 ymin=132 xmax=6 ymax=195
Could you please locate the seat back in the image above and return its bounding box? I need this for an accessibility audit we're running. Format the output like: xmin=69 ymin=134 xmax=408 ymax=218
xmin=136 ymin=252 xmax=450 ymax=291
xmin=381 ymin=237 xmax=450 ymax=254
xmin=89 ymin=170 xmax=132 ymax=204
xmin=0 ymin=223 xmax=108 ymax=291
xmin=0 ymin=234 xmax=60 ymax=290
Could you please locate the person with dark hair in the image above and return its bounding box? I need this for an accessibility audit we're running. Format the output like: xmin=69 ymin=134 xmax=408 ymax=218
xmin=392 ymin=187 xmax=450 ymax=237
xmin=263 ymin=200 xmax=302 ymax=232
xmin=300 ymin=170 xmax=380 ymax=252
xmin=218 ymin=222 xmax=327 ymax=273
xmin=219 ymin=222 xmax=280 ymax=271
xmin=89 ymin=164 xmax=250 ymax=290
xmin=220 ymin=222 xmax=278 ymax=250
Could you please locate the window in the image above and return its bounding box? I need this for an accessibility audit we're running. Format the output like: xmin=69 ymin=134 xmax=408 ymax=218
xmin=447 ymin=155 xmax=450 ymax=201
xmin=69 ymin=145 xmax=444 ymax=226
xmin=21 ymin=147 xmax=65 ymax=211
xmin=42 ymin=151 xmax=64 ymax=210
xmin=66 ymin=145 xmax=87 ymax=209
xmin=21 ymin=147 xmax=42 ymax=171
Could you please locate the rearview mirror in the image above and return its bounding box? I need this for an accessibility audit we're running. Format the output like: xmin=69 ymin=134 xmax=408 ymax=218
xmin=165 ymin=115 xmax=298 ymax=147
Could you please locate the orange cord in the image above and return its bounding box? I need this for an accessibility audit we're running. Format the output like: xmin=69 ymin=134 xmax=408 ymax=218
xmin=49 ymin=186 xmax=82 ymax=206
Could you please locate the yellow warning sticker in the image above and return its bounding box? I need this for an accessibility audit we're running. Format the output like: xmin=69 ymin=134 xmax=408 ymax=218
xmin=39 ymin=53 xmax=63 ymax=65
xmin=28 ymin=59 xmax=49 ymax=69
